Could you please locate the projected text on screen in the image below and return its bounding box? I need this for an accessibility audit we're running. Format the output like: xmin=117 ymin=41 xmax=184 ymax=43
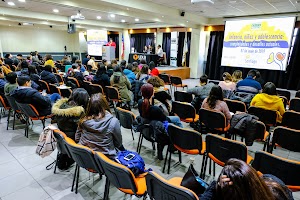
xmin=221 ymin=17 xmax=295 ymax=71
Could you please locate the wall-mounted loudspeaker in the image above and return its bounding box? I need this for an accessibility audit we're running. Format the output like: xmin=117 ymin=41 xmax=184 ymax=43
xmin=180 ymin=11 xmax=185 ymax=17
xmin=67 ymin=24 xmax=76 ymax=34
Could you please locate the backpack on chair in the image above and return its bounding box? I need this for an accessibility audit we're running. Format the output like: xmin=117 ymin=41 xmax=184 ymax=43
xmin=36 ymin=125 xmax=58 ymax=158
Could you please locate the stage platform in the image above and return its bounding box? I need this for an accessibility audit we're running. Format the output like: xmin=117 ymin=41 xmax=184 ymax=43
xmin=157 ymin=66 xmax=190 ymax=79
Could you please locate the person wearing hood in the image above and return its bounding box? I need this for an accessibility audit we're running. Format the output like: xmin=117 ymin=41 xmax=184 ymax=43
xmin=110 ymin=65 xmax=132 ymax=104
xmin=75 ymin=93 xmax=125 ymax=159
xmin=123 ymin=63 xmax=135 ymax=84
xmin=250 ymin=82 xmax=285 ymax=123
xmin=40 ymin=65 xmax=59 ymax=85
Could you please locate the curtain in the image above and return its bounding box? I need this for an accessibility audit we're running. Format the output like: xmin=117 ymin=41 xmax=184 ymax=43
xmin=130 ymin=33 xmax=155 ymax=53
xmin=163 ymin=33 xmax=171 ymax=65
xmin=177 ymin=32 xmax=185 ymax=67
xmin=205 ymin=30 xmax=300 ymax=89
xmin=186 ymin=32 xmax=191 ymax=67
xmin=108 ymin=34 xmax=119 ymax=60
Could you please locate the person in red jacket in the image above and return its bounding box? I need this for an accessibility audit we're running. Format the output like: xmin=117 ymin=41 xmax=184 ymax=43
xmin=106 ymin=38 xmax=116 ymax=48
xmin=149 ymin=61 xmax=159 ymax=76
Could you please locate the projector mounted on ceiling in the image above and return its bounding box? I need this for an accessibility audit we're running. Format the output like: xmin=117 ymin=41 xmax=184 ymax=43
xmin=191 ymin=0 xmax=214 ymax=4
xmin=71 ymin=10 xmax=85 ymax=20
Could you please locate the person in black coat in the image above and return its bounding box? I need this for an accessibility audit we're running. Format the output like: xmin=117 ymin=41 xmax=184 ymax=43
xmin=40 ymin=65 xmax=59 ymax=85
xmin=92 ymin=63 xmax=110 ymax=88
xmin=11 ymin=76 xmax=60 ymax=116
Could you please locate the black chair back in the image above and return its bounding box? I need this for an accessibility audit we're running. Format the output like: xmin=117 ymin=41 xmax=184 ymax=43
xmin=82 ymin=81 xmax=91 ymax=94
xmin=140 ymin=124 xmax=155 ymax=142
xmin=289 ymin=98 xmax=300 ymax=112
xmin=281 ymin=111 xmax=300 ymax=130
xmin=116 ymin=107 xmax=135 ymax=129
xmin=276 ymin=89 xmax=291 ymax=101
xmin=296 ymin=91 xmax=300 ymax=98
xmin=146 ymin=172 xmax=198 ymax=200
xmin=38 ymin=80 xmax=50 ymax=93
xmin=279 ymin=96 xmax=288 ymax=109
xmin=198 ymin=108 xmax=226 ymax=129
xmin=225 ymin=99 xmax=246 ymax=113
xmin=53 ymin=129 xmax=72 ymax=157
xmin=168 ymin=124 xmax=203 ymax=153
xmin=174 ymin=91 xmax=193 ymax=103
xmin=206 ymin=134 xmax=248 ymax=166
xmin=106 ymin=86 xmax=120 ymax=102
xmin=208 ymin=80 xmax=220 ymax=85
xmin=67 ymin=77 xmax=81 ymax=88
xmin=158 ymin=74 xmax=171 ymax=84
xmin=16 ymin=102 xmax=40 ymax=118
xmin=49 ymin=83 xmax=61 ymax=95
xmin=252 ymin=151 xmax=300 ymax=187
xmin=55 ymin=74 xmax=64 ymax=84
xmin=271 ymin=126 xmax=300 ymax=153
xmin=172 ymin=101 xmax=196 ymax=120
xmin=90 ymin=84 xmax=104 ymax=95
xmin=248 ymin=106 xmax=277 ymax=126
xmin=5 ymin=95 xmax=21 ymax=112
xmin=170 ymin=76 xmax=182 ymax=85
xmin=0 ymin=94 xmax=10 ymax=110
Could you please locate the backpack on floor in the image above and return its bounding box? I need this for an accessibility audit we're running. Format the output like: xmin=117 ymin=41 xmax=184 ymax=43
xmin=36 ymin=125 xmax=58 ymax=158
xmin=115 ymin=150 xmax=151 ymax=176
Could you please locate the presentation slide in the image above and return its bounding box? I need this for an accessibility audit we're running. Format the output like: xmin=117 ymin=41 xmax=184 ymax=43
xmin=221 ymin=17 xmax=295 ymax=71
xmin=87 ymin=30 xmax=108 ymax=56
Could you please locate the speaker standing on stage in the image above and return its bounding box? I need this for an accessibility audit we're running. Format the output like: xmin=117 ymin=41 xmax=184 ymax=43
xmin=157 ymin=45 xmax=164 ymax=64
xmin=106 ymin=38 xmax=116 ymax=48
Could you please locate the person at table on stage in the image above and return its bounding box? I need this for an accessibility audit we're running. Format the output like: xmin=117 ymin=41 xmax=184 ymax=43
xmin=106 ymin=38 xmax=116 ymax=48
xmin=143 ymin=46 xmax=148 ymax=53
xmin=148 ymin=45 xmax=152 ymax=54
xmin=157 ymin=45 xmax=164 ymax=64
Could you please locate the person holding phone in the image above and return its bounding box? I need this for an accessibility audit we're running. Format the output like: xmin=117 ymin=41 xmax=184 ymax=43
xmin=75 ymin=93 xmax=125 ymax=159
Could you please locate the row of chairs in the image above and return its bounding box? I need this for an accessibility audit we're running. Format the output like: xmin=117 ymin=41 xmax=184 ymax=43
xmin=53 ymin=129 xmax=201 ymax=199
xmin=158 ymin=74 xmax=188 ymax=93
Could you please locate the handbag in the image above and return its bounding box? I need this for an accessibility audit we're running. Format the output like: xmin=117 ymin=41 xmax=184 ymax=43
xmin=181 ymin=164 xmax=208 ymax=195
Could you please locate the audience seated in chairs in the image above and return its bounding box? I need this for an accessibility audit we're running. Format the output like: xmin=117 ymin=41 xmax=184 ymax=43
xmin=40 ymin=65 xmax=59 ymax=86
xmin=110 ymin=65 xmax=133 ymax=106
xmin=232 ymin=70 xmax=243 ymax=83
xmin=68 ymin=64 xmax=85 ymax=86
xmin=28 ymin=65 xmax=41 ymax=87
xmin=4 ymin=72 xmax=18 ymax=96
xmin=92 ymin=63 xmax=110 ymax=89
xmin=11 ymin=76 xmax=60 ymax=116
xmin=132 ymin=62 xmax=140 ymax=75
xmin=236 ymin=70 xmax=262 ymax=94
xmin=188 ymin=75 xmax=214 ymax=112
xmin=149 ymin=61 xmax=159 ymax=76
xmin=218 ymin=72 xmax=236 ymax=91
xmin=201 ymin=85 xmax=232 ymax=125
xmin=250 ymin=82 xmax=285 ymax=123
xmin=199 ymin=158 xmax=293 ymax=200
xmin=136 ymin=65 xmax=151 ymax=82
xmin=75 ymin=93 xmax=125 ymax=160
xmin=123 ymin=63 xmax=136 ymax=84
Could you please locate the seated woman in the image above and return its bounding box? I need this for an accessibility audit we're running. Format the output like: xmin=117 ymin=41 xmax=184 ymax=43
xmin=136 ymin=65 xmax=151 ymax=82
xmin=40 ymin=65 xmax=59 ymax=85
xmin=149 ymin=61 xmax=159 ymax=76
xmin=75 ymin=93 xmax=125 ymax=160
xmin=201 ymin=85 xmax=232 ymax=125
xmin=110 ymin=65 xmax=132 ymax=106
xmin=218 ymin=72 xmax=236 ymax=91
xmin=199 ymin=158 xmax=292 ymax=200
xmin=250 ymin=82 xmax=285 ymax=123
xmin=232 ymin=70 xmax=243 ymax=83
xmin=92 ymin=63 xmax=110 ymax=88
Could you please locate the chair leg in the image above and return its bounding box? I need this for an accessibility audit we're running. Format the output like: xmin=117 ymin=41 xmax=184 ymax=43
xmin=25 ymin=118 xmax=29 ymax=138
xmin=213 ymin=162 xmax=216 ymax=177
xmin=71 ymin=164 xmax=78 ymax=192
xmin=75 ymin=165 xmax=80 ymax=194
xmin=138 ymin=136 xmax=144 ymax=154
xmin=162 ymin=145 xmax=169 ymax=173
xmin=136 ymin=133 xmax=142 ymax=153
xmin=104 ymin=177 xmax=110 ymax=200
xmin=6 ymin=109 xmax=11 ymax=130
xmin=131 ymin=129 xmax=134 ymax=140
xmin=202 ymin=155 xmax=209 ymax=179
xmin=41 ymin=119 xmax=45 ymax=129
xmin=200 ymin=155 xmax=206 ymax=179
xmin=209 ymin=158 xmax=212 ymax=175
xmin=13 ymin=111 xmax=16 ymax=130
xmin=178 ymin=151 xmax=182 ymax=163
xmin=54 ymin=152 xmax=59 ymax=174
xmin=152 ymin=142 xmax=156 ymax=151
xmin=167 ymin=147 xmax=172 ymax=174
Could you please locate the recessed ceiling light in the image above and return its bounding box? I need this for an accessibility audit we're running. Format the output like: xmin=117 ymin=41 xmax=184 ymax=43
xmin=97 ymin=16 xmax=101 ymax=19
xmin=9 ymin=24 xmax=11 ymax=26
xmin=229 ymin=0 xmax=236 ymax=3
xmin=53 ymin=9 xmax=59 ymax=13
xmin=186 ymin=20 xmax=189 ymax=22
xmin=135 ymin=18 xmax=139 ymax=22
xmin=7 ymin=2 xmax=15 ymax=6
xmin=162 ymin=15 xmax=164 ymax=18
xmin=18 ymin=0 xmax=26 ymax=2
xmin=110 ymin=14 xmax=115 ymax=18
xmin=126 ymin=8 xmax=129 ymax=10
xmin=121 ymin=19 xmax=126 ymax=23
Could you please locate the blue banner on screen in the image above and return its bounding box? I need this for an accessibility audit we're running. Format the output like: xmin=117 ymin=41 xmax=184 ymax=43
xmin=221 ymin=17 xmax=295 ymax=71
xmin=87 ymin=30 xmax=107 ymax=56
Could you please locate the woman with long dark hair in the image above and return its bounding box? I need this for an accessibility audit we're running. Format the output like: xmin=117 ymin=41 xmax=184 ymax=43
xmin=75 ymin=93 xmax=124 ymax=159
xmin=201 ymin=85 xmax=232 ymax=124
xmin=136 ymin=65 xmax=150 ymax=82
xmin=92 ymin=63 xmax=110 ymax=88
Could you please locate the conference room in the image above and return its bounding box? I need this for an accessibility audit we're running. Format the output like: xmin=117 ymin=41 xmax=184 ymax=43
xmin=0 ymin=0 xmax=300 ymax=199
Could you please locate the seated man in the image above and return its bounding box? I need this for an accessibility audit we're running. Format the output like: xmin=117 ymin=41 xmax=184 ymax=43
xmin=187 ymin=75 xmax=214 ymax=112
xmin=236 ymin=70 xmax=262 ymax=94
xmin=157 ymin=45 xmax=164 ymax=64
xmin=11 ymin=76 xmax=60 ymax=116
xmin=0 ymin=67 xmax=7 ymax=95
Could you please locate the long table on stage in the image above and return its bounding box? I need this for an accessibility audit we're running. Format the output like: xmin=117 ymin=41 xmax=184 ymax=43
xmin=157 ymin=66 xmax=190 ymax=79
xmin=128 ymin=53 xmax=159 ymax=64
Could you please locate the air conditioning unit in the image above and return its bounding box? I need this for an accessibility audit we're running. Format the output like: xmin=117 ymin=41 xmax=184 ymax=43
xmin=191 ymin=0 xmax=214 ymax=3
xmin=71 ymin=10 xmax=85 ymax=20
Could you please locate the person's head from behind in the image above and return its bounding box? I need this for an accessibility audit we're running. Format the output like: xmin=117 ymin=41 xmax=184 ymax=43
xmin=216 ymin=159 xmax=273 ymax=200
xmin=263 ymin=177 xmax=291 ymax=200
xmin=75 ymin=60 xmax=82 ymax=65
xmin=141 ymin=83 xmax=154 ymax=118
xmin=72 ymin=63 xmax=79 ymax=70
xmin=232 ymin=70 xmax=242 ymax=82
xmin=17 ymin=75 xmax=31 ymax=87
xmin=149 ymin=61 xmax=156 ymax=71
xmin=102 ymin=59 xmax=107 ymax=66
xmin=5 ymin=54 xmax=12 ymax=59
xmin=247 ymin=70 xmax=257 ymax=79
xmin=200 ymin=74 xmax=208 ymax=85
xmin=127 ymin=63 xmax=133 ymax=71
xmin=147 ymin=76 xmax=164 ymax=88
xmin=263 ymin=82 xmax=277 ymax=96
xmin=111 ymin=59 xmax=118 ymax=65
xmin=107 ymin=64 xmax=113 ymax=70
xmin=28 ymin=65 xmax=37 ymax=75
xmin=141 ymin=65 xmax=149 ymax=75
xmin=45 ymin=54 xmax=53 ymax=61
xmin=254 ymin=70 xmax=261 ymax=78
xmin=96 ymin=64 xmax=107 ymax=75
xmin=207 ymin=85 xmax=223 ymax=109
xmin=132 ymin=62 xmax=138 ymax=67
xmin=6 ymin=72 xmax=17 ymax=84
xmin=17 ymin=54 xmax=22 ymax=60
xmin=44 ymin=65 xmax=53 ymax=72
xmin=68 ymin=88 xmax=90 ymax=109
xmin=113 ymin=65 xmax=122 ymax=83
xmin=20 ymin=60 xmax=29 ymax=69
xmin=85 ymin=54 xmax=90 ymax=59
xmin=140 ymin=59 xmax=146 ymax=65
xmin=120 ymin=60 xmax=126 ymax=67
xmin=222 ymin=72 xmax=233 ymax=82
xmin=85 ymin=93 xmax=110 ymax=119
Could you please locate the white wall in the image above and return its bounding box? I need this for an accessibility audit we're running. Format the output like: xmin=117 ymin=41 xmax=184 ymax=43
xmin=0 ymin=26 xmax=79 ymax=53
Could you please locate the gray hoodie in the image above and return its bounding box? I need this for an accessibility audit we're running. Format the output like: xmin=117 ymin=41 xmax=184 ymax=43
xmin=75 ymin=111 xmax=122 ymax=159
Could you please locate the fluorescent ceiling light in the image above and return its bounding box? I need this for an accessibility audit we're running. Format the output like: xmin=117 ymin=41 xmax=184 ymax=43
xmin=97 ymin=16 xmax=101 ymax=19
xmin=110 ymin=14 xmax=115 ymax=18
xmin=135 ymin=18 xmax=139 ymax=22
xmin=7 ymin=2 xmax=15 ymax=6
xmin=121 ymin=19 xmax=125 ymax=23
xmin=18 ymin=0 xmax=26 ymax=2
xmin=53 ymin=9 xmax=59 ymax=13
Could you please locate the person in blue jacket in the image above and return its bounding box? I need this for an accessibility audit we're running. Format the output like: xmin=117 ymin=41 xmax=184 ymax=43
xmin=123 ymin=63 xmax=136 ymax=84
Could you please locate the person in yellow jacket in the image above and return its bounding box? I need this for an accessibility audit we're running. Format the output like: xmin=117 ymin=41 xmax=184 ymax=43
xmin=250 ymin=82 xmax=285 ymax=123
xmin=44 ymin=54 xmax=55 ymax=68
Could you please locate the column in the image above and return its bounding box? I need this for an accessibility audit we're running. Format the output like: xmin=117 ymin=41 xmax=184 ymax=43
xmin=120 ymin=29 xmax=130 ymax=62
